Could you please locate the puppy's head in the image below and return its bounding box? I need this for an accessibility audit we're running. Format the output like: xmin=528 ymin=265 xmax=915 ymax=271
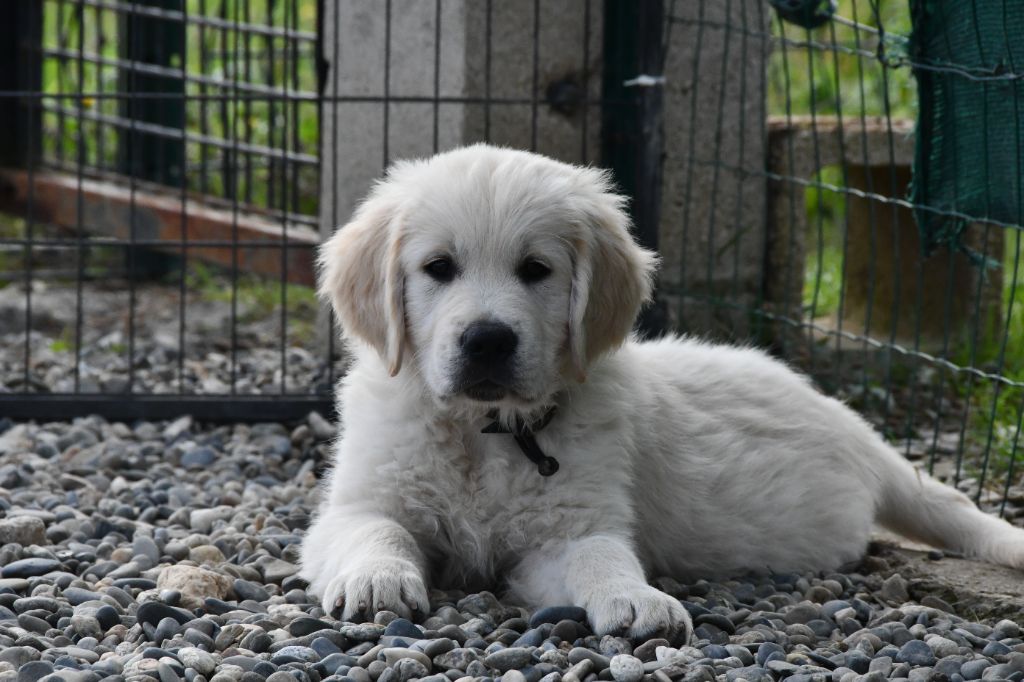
xmin=319 ymin=145 xmax=656 ymax=409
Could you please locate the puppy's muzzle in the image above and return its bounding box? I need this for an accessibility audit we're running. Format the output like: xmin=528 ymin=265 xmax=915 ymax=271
xmin=455 ymin=320 xmax=518 ymax=400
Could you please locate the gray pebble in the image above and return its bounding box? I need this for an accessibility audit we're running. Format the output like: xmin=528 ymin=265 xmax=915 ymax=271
xmin=724 ymin=665 xmax=771 ymax=682
xmin=133 ymin=535 xmax=161 ymax=564
xmin=983 ymin=641 xmax=1011 ymax=657
xmin=343 ymin=624 xmax=386 ymax=642
xmin=394 ymin=658 xmax=430 ymax=682
xmin=484 ymin=649 xmax=534 ymax=673
xmin=0 ymin=647 xmax=40 ymax=667
xmin=568 ymin=649 xmax=610 ymax=672
xmin=783 ymin=602 xmax=821 ymax=625
xmin=234 ymin=579 xmax=271 ymax=603
xmin=530 ymin=607 xmax=587 ymax=627
xmin=434 ymin=648 xmax=482 ymax=672
xmin=17 ymin=661 xmax=54 ymax=682
xmin=347 ymin=666 xmax=373 ymax=682
xmin=381 ymin=649 xmax=432 ymax=670
xmin=961 ymin=659 xmax=990 ymax=680
xmin=550 ymin=620 xmax=580 ymax=643
xmin=158 ymin=662 xmax=182 ymax=682
xmin=633 ymin=640 xmax=669 ymax=663
xmin=928 ymin=637 xmax=960 ymax=658
xmin=273 ymin=646 xmax=321 ymax=664
xmin=423 ymin=639 xmax=457 ymax=659
xmin=895 ymin=641 xmax=936 ymax=667
xmin=266 ymin=674 xmax=298 ymax=682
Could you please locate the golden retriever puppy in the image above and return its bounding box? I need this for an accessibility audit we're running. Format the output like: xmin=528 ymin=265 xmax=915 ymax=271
xmin=301 ymin=144 xmax=1024 ymax=641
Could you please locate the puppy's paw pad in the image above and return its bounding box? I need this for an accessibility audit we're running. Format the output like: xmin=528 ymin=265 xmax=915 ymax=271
xmin=584 ymin=582 xmax=692 ymax=643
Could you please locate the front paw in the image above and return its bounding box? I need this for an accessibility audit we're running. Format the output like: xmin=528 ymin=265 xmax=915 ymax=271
xmin=582 ymin=582 xmax=692 ymax=643
xmin=322 ymin=560 xmax=430 ymax=622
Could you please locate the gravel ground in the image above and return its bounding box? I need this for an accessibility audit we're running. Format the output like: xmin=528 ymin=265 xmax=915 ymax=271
xmin=0 ymin=284 xmax=336 ymax=396
xmin=3 ymin=415 xmax=1024 ymax=682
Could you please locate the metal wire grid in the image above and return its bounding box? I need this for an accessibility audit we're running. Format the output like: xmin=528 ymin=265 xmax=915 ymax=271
xmin=0 ymin=0 xmax=617 ymax=420
xmin=0 ymin=0 xmax=326 ymax=420
xmin=39 ymin=0 xmax=320 ymax=221
xmin=669 ymin=0 xmax=1023 ymax=514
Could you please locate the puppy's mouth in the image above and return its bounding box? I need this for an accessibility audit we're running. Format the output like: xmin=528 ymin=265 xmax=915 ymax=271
xmin=460 ymin=379 xmax=509 ymax=402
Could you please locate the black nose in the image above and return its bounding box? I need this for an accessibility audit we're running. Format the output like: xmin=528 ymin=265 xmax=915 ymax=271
xmin=460 ymin=321 xmax=518 ymax=365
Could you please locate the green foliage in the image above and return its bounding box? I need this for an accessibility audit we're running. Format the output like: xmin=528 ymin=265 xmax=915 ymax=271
xmin=185 ymin=261 xmax=318 ymax=336
xmin=49 ymin=327 xmax=74 ymax=354
xmin=768 ymin=0 xmax=916 ymax=119
xmin=39 ymin=0 xmax=320 ymax=216
xmin=960 ymin=235 xmax=1024 ymax=485
xmin=803 ymin=166 xmax=846 ymax=318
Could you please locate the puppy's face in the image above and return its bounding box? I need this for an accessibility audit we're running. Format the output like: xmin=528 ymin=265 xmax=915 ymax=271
xmin=319 ymin=145 xmax=656 ymax=412
xmin=400 ymin=189 xmax=576 ymax=406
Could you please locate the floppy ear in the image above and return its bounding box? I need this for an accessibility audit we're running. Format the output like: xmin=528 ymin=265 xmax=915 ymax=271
xmin=568 ymin=181 xmax=658 ymax=381
xmin=318 ymin=192 xmax=407 ymax=376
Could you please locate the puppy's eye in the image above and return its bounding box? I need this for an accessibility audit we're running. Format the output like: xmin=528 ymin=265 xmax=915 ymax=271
xmin=424 ymin=257 xmax=456 ymax=282
xmin=517 ymin=258 xmax=551 ymax=284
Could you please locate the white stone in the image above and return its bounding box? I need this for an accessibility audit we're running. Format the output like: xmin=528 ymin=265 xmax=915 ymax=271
xmin=157 ymin=565 xmax=231 ymax=610
xmin=178 ymin=647 xmax=218 ymax=676
xmin=609 ymin=655 xmax=644 ymax=682
xmin=0 ymin=516 xmax=46 ymax=546
xmin=188 ymin=506 xmax=233 ymax=533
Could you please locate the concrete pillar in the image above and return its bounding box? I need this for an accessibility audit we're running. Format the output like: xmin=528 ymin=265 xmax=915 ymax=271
xmin=318 ymin=0 xmax=603 ymax=240
xmin=657 ymin=0 xmax=772 ymax=338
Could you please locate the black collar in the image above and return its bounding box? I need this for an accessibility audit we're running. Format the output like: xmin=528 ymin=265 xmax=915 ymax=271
xmin=481 ymin=406 xmax=559 ymax=476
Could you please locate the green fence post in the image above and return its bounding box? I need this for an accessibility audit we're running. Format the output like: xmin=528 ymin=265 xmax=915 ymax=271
xmin=0 ymin=2 xmax=43 ymax=168
xmin=119 ymin=0 xmax=186 ymax=186
xmin=118 ymin=0 xmax=186 ymax=278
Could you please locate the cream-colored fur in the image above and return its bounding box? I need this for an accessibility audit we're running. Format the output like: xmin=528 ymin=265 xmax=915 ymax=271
xmin=301 ymin=145 xmax=1024 ymax=642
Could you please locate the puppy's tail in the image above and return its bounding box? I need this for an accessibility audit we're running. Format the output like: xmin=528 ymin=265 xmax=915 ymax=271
xmin=874 ymin=435 xmax=1024 ymax=568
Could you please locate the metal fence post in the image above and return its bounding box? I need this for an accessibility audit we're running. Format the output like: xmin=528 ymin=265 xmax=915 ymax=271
xmin=0 ymin=2 xmax=42 ymax=168
xmin=119 ymin=0 xmax=186 ymax=186
xmin=118 ymin=0 xmax=187 ymax=278
xmin=601 ymin=0 xmax=667 ymax=337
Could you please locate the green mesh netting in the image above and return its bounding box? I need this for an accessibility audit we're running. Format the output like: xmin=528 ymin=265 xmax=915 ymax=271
xmin=909 ymin=0 xmax=1024 ymax=261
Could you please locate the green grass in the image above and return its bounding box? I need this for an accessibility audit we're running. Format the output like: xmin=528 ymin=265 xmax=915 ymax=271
xmin=802 ymin=166 xmax=846 ymax=318
xmin=49 ymin=327 xmax=74 ymax=354
xmin=185 ymin=261 xmax=319 ymax=338
xmin=959 ymin=235 xmax=1024 ymax=486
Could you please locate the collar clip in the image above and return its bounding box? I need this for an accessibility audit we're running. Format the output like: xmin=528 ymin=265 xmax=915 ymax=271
xmin=482 ymin=407 xmax=559 ymax=476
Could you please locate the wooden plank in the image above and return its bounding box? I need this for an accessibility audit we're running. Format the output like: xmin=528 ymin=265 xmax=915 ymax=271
xmin=0 ymin=168 xmax=319 ymax=287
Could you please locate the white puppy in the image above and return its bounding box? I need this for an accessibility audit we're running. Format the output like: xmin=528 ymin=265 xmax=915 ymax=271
xmin=301 ymin=144 xmax=1024 ymax=641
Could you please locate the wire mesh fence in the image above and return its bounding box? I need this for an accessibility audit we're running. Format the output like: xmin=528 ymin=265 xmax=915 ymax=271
xmin=0 ymin=0 xmax=1022 ymax=517
xmin=0 ymin=0 xmax=326 ymax=420
xmin=666 ymin=0 xmax=1022 ymax=518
